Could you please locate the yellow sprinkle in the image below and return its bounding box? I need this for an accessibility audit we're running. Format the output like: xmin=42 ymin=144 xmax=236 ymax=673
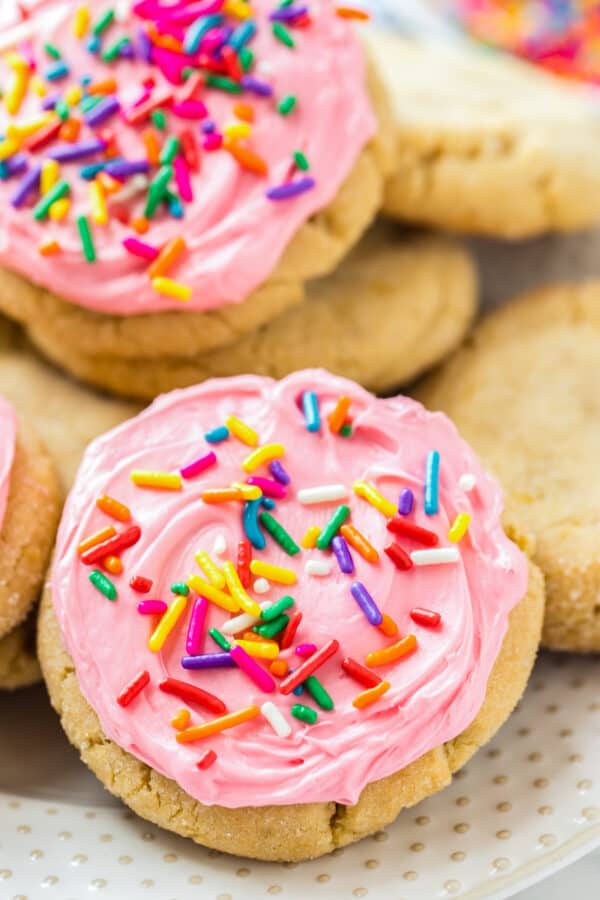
xmin=73 ymin=5 xmax=91 ymax=39
xmin=0 ymin=137 xmax=21 ymax=161
xmin=31 ymin=76 xmax=48 ymax=97
xmin=230 ymin=482 xmax=262 ymax=501
xmin=130 ymin=471 xmax=182 ymax=490
xmin=225 ymin=415 xmax=258 ymax=446
xmin=90 ymin=180 xmax=108 ymax=225
xmin=5 ymin=53 xmax=29 ymax=73
xmin=7 ymin=114 xmax=53 ymax=140
xmin=241 ymin=443 xmax=285 ymax=473
xmin=353 ymin=481 xmax=397 ymax=518
xmin=194 ymin=550 xmax=226 ymax=589
xmin=49 ymin=197 xmax=71 ymax=221
xmin=222 ymin=562 xmax=261 ymax=617
xmin=152 ymin=276 xmax=192 ymax=302
xmin=224 ymin=121 xmax=252 ymax=140
xmin=234 ymin=639 xmax=279 ymax=660
xmin=301 ymin=525 xmax=321 ymax=549
xmin=187 ymin=575 xmax=240 ymax=613
xmin=65 ymin=84 xmax=83 ymax=106
xmin=41 ymin=160 xmax=60 ymax=195
xmin=249 ymin=560 xmax=297 ymax=585
xmin=223 ymin=0 xmax=253 ymax=18
xmin=149 ymin=595 xmax=187 ymax=652
xmin=449 ymin=512 xmax=471 ymax=543
xmin=5 ymin=69 xmax=29 ymax=116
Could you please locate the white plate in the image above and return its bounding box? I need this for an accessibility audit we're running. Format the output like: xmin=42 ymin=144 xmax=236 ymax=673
xmin=1 ymin=651 xmax=599 ymax=899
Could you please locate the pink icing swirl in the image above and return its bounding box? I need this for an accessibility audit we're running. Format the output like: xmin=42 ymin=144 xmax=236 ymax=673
xmin=0 ymin=0 xmax=375 ymax=314
xmin=51 ymin=371 xmax=528 ymax=808
xmin=0 ymin=395 xmax=17 ymax=531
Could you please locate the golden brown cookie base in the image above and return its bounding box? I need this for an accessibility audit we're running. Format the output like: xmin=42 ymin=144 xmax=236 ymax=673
xmin=25 ymin=229 xmax=478 ymax=401
xmin=416 ymin=282 xmax=600 ymax=653
xmin=0 ymin=422 xmax=61 ymax=639
xmin=0 ymin=608 xmax=40 ymax=690
xmin=38 ymin=552 xmax=543 ymax=861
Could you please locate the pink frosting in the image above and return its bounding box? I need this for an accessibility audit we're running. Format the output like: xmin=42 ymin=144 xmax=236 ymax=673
xmin=51 ymin=371 xmax=529 ymax=808
xmin=0 ymin=395 xmax=16 ymax=531
xmin=0 ymin=1 xmax=375 ymax=314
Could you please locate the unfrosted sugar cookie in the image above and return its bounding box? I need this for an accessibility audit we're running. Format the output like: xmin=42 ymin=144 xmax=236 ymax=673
xmin=0 ymin=394 xmax=60 ymax=688
xmin=41 ymin=370 xmax=543 ymax=859
xmin=0 ymin=1 xmax=392 ymax=388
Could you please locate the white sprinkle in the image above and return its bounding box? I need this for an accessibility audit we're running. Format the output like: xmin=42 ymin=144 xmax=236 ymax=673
xmin=459 ymin=473 xmax=477 ymax=492
xmin=261 ymin=701 xmax=292 ymax=738
xmin=253 ymin=578 xmax=271 ymax=594
xmin=305 ymin=559 xmax=332 ymax=577
xmin=297 ymin=484 xmax=349 ymax=505
xmin=221 ymin=601 xmax=271 ymax=635
xmin=411 ymin=548 xmax=460 ymax=566
xmin=111 ymin=173 xmax=148 ymax=204
xmin=213 ymin=533 xmax=227 ymax=556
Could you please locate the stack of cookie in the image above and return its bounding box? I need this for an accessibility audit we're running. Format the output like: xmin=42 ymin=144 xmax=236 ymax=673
xmin=0 ymin=0 xmax=598 ymax=864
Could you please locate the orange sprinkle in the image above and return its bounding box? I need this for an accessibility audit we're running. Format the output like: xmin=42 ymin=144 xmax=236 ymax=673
xmin=233 ymin=102 xmax=255 ymax=123
xmin=59 ymin=117 xmax=81 ymax=142
xmin=365 ymin=635 xmax=418 ymax=668
xmin=269 ymin=658 xmax=289 ymax=677
xmin=336 ymin=6 xmax=370 ymax=20
xmin=201 ymin=487 xmax=244 ymax=504
xmin=96 ymin=494 xmax=131 ymax=522
xmin=352 ymin=680 xmax=390 ymax=709
xmin=378 ymin=613 xmax=399 ymax=638
xmin=142 ymin=127 xmax=161 ymax=165
xmin=87 ymin=78 xmax=118 ymax=95
xmin=171 ymin=708 xmax=191 ymax=730
xmin=328 ymin=396 xmax=351 ymax=433
xmin=176 ymin=705 xmax=260 ymax=743
xmin=132 ymin=216 xmax=149 ymax=234
xmin=38 ymin=239 xmax=61 ymax=256
xmin=103 ymin=555 xmax=123 ymax=575
xmin=96 ymin=171 xmax=122 ymax=195
xmin=147 ymin=235 xmax=187 ymax=279
xmin=225 ymin=140 xmax=268 ymax=176
xmin=340 ymin=524 xmax=379 ymax=563
xmin=147 ymin=23 xmax=183 ymax=52
xmin=78 ymin=525 xmax=116 ymax=555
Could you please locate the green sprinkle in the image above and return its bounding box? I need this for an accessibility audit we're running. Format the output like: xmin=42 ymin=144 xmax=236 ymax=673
xmin=151 ymin=108 xmax=167 ymax=130
xmin=209 ymin=628 xmax=231 ymax=651
xmin=293 ymin=150 xmax=310 ymax=171
xmin=277 ymin=94 xmax=297 ymax=116
xmin=291 ymin=703 xmax=317 ymax=725
xmin=261 ymin=595 xmax=294 ymax=622
xmin=259 ymin=512 xmax=300 ymax=556
xmin=316 ymin=505 xmax=350 ymax=550
xmin=182 ymin=67 xmax=195 ymax=81
xmin=254 ymin=614 xmax=290 ymax=639
xmin=33 ymin=179 xmax=70 ymax=220
xmin=44 ymin=43 xmax=62 ymax=59
xmin=102 ymin=37 xmax=131 ymax=63
xmin=205 ymin=74 xmax=243 ymax=94
xmin=77 ymin=215 xmax=96 ymax=262
xmin=304 ymin=675 xmax=334 ymax=711
xmin=144 ymin=164 xmax=172 ymax=217
xmin=170 ymin=582 xmax=189 ymax=596
xmin=55 ymin=98 xmax=70 ymax=121
xmin=340 ymin=424 xmax=353 ymax=437
xmin=239 ymin=47 xmax=254 ymax=72
xmin=279 ymin=0 xmax=295 ymax=7
xmin=160 ymin=135 xmax=180 ymax=166
xmin=89 ymin=569 xmax=117 ymax=601
xmin=272 ymin=22 xmax=295 ymax=48
xmin=93 ymin=9 xmax=115 ymax=36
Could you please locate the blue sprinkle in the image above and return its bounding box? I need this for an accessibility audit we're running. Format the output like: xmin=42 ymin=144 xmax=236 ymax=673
xmin=301 ymin=390 xmax=320 ymax=433
xmin=183 ymin=13 xmax=224 ymax=54
xmin=168 ymin=196 xmax=184 ymax=219
xmin=80 ymin=74 xmax=93 ymax=86
xmin=86 ymin=35 xmax=101 ymax=54
xmin=45 ymin=60 xmax=70 ymax=81
xmin=243 ymin=498 xmax=266 ymax=550
xmin=205 ymin=426 xmax=229 ymax=444
xmin=424 ymin=450 xmax=440 ymax=516
xmin=289 ymin=670 xmax=304 ymax=696
xmin=261 ymin=497 xmax=276 ymax=511
xmin=229 ymin=20 xmax=257 ymax=51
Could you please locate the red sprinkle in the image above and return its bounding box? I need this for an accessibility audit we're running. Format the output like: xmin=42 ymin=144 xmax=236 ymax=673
xmin=386 ymin=517 xmax=439 ymax=546
xmin=24 ymin=118 xmax=62 ymax=151
xmin=280 ymin=610 xmax=302 ymax=650
xmin=384 ymin=542 xmax=413 ymax=571
xmin=80 ymin=525 xmax=142 ymax=565
xmin=222 ymin=45 xmax=242 ymax=81
xmin=196 ymin=749 xmax=217 ymax=770
xmin=279 ymin=639 xmax=340 ymax=695
xmin=116 ymin=670 xmax=150 ymax=707
xmin=341 ymin=657 xmax=382 ymax=689
xmin=237 ymin=539 xmax=252 ymax=589
xmin=159 ymin=677 xmax=227 ymax=715
xmin=130 ymin=574 xmax=153 ymax=593
xmin=410 ymin=608 xmax=442 ymax=628
xmin=180 ymin=128 xmax=200 ymax=171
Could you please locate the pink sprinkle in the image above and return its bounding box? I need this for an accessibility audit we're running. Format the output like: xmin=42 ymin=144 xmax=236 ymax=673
xmin=200 ymin=28 xmax=227 ymax=53
xmin=203 ymin=132 xmax=222 ymax=151
xmin=180 ymin=450 xmax=216 ymax=478
xmin=246 ymin=476 xmax=287 ymax=499
xmin=178 ymin=72 xmax=204 ymax=102
xmin=123 ymin=237 xmax=160 ymax=261
xmin=230 ymin=643 xmax=275 ymax=693
xmin=138 ymin=600 xmax=168 ymax=615
xmin=172 ymin=99 xmax=208 ymax=120
xmin=186 ymin=596 xmax=208 ymax=656
xmin=295 ymin=643 xmax=317 ymax=657
xmin=170 ymin=0 xmax=226 ymax=26
xmin=174 ymin=155 xmax=194 ymax=202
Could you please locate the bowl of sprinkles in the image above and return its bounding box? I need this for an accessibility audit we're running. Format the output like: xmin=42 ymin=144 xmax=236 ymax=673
xmin=46 ymin=369 xmax=537 ymax=861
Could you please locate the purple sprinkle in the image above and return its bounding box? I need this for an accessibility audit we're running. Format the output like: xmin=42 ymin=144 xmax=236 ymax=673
xmin=48 ymin=138 xmax=106 ymax=162
xmin=10 ymin=163 xmax=41 ymax=208
xmin=295 ymin=643 xmax=317 ymax=657
xmin=180 ymin=450 xmax=217 ymax=479
xmin=269 ymin=460 xmax=290 ymax=485
xmin=41 ymin=93 xmax=60 ymax=110
xmin=350 ymin=581 xmax=383 ymax=626
xmin=3 ymin=153 xmax=28 ymax=178
xmin=137 ymin=600 xmax=168 ymax=615
xmin=84 ymin=95 xmax=121 ymax=127
xmin=332 ymin=535 xmax=354 ymax=575
xmin=104 ymin=159 xmax=151 ymax=177
xmin=138 ymin=26 xmax=153 ymax=62
xmin=270 ymin=5 xmax=308 ymax=22
xmin=181 ymin=652 xmax=236 ymax=670
xmin=185 ymin=596 xmax=208 ymax=655
xmin=266 ymin=177 xmax=315 ymax=201
xmin=246 ymin=476 xmax=287 ymax=499
xmin=120 ymin=41 xmax=136 ymax=60
xmin=201 ymin=118 xmax=216 ymax=133
xmin=240 ymin=75 xmax=273 ymax=97
xmin=398 ymin=488 xmax=414 ymax=516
